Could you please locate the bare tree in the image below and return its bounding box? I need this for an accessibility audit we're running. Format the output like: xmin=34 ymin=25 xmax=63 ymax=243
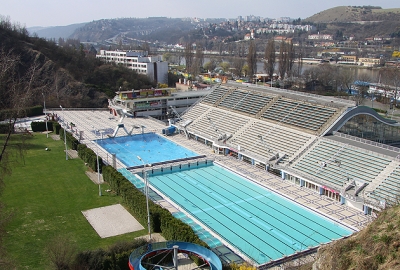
xmin=247 ymin=40 xmax=257 ymax=81
xmin=0 ymin=48 xmax=43 ymax=268
xmin=286 ymin=41 xmax=295 ymax=79
xmin=338 ymin=68 xmax=356 ymax=93
xmin=380 ymin=67 xmax=400 ymax=101
xmin=192 ymin=42 xmax=204 ymax=77
xmin=278 ymin=41 xmax=288 ymax=81
xmin=184 ymin=42 xmax=194 ymax=77
xmin=232 ymin=57 xmax=246 ymax=78
xmin=264 ymin=39 xmax=276 ymax=83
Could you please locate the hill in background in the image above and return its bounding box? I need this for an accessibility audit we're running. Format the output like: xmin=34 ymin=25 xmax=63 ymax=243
xmin=304 ymin=6 xmax=400 ymax=40
xmin=28 ymin=22 xmax=87 ymax=40
xmin=305 ymin=6 xmax=400 ymax=23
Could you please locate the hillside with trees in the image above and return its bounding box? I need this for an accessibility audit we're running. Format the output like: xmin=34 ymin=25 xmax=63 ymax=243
xmin=69 ymin=17 xmax=199 ymax=44
xmin=0 ymin=17 xmax=155 ymax=110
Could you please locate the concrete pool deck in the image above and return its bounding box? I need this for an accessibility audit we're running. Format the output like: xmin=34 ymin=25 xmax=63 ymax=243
xmin=56 ymin=110 xmax=373 ymax=233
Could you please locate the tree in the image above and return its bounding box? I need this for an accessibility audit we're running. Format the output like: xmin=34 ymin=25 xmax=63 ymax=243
xmin=286 ymin=41 xmax=295 ymax=78
xmin=203 ymin=59 xmax=217 ymax=73
xmin=192 ymin=42 xmax=204 ymax=77
xmin=264 ymin=39 xmax=276 ymax=83
xmin=380 ymin=67 xmax=400 ymax=102
xmin=247 ymin=40 xmax=257 ymax=81
xmin=184 ymin=42 xmax=194 ymax=76
xmin=232 ymin=57 xmax=246 ymax=78
xmin=278 ymin=41 xmax=288 ymax=80
xmin=219 ymin=62 xmax=231 ymax=74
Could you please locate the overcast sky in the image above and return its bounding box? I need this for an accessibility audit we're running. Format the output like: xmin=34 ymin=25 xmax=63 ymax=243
xmin=1 ymin=0 xmax=399 ymax=28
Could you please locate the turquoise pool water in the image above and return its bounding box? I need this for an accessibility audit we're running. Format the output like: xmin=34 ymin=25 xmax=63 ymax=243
xmin=145 ymin=164 xmax=353 ymax=265
xmin=96 ymin=133 xmax=199 ymax=167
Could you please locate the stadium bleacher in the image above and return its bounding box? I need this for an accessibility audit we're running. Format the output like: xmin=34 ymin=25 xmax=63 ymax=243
xmin=369 ymin=166 xmax=400 ymax=206
xmin=261 ymin=98 xmax=338 ymax=132
xmin=180 ymin=82 xmax=400 ymax=211
xmin=292 ymin=139 xmax=392 ymax=188
xmin=218 ymin=89 xmax=275 ymax=115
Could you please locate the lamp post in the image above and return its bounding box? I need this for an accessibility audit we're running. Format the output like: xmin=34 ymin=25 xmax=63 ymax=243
xmin=92 ymin=127 xmax=102 ymax=196
xmin=42 ymin=93 xmax=49 ymax=138
xmin=137 ymin=155 xmax=152 ymax=240
xmin=59 ymin=105 xmax=68 ymax=160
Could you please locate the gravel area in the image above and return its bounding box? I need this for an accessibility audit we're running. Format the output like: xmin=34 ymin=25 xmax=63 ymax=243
xmin=82 ymin=204 xmax=144 ymax=238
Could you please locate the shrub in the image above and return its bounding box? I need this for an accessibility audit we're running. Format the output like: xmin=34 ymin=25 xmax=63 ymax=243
xmin=72 ymin=239 xmax=147 ymax=270
xmin=59 ymin=127 xmax=80 ymax=150
xmin=0 ymin=123 xmax=10 ymax=134
xmin=77 ymin=144 xmax=103 ymax=172
xmin=31 ymin=121 xmax=54 ymax=132
xmin=52 ymin=122 xmax=61 ymax=134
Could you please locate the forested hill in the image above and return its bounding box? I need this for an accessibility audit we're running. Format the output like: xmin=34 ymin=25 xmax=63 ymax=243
xmin=0 ymin=20 xmax=155 ymax=110
xmin=69 ymin=17 xmax=197 ymax=44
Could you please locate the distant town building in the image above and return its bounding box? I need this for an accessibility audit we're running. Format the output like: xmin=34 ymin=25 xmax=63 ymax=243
xmin=96 ymin=50 xmax=168 ymax=84
xmin=358 ymin=57 xmax=384 ymax=67
xmin=308 ymin=34 xmax=333 ymax=40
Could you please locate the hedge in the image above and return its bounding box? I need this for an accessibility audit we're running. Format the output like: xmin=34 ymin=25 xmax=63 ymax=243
xmin=0 ymin=123 xmax=10 ymax=134
xmin=102 ymin=165 xmax=206 ymax=246
xmin=53 ymin=122 xmax=61 ymax=134
xmin=31 ymin=121 xmax=55 ymax=132
xmin=59 ymin=127 xmax=80 ymax=150
xmin=77 ymin=144 xmax=103 ymax=173
xmin=0 ymin=105 xmax=43 ymax=121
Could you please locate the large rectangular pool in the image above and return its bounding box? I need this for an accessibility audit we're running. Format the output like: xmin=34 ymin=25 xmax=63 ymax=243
xmin=145 ymin=164 xmax=353 ymax=265
xmin=96 ymin=133 xmax=199 ymax=167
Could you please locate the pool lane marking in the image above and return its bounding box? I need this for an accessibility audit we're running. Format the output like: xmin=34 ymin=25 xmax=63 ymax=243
xmin=190 ymin=194 xmax=305 ymax=251
xmin=180 ymin=174 xmax=305 ymax=250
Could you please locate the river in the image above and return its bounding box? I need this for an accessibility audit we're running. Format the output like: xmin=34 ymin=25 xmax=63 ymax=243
xmin=179 ymin=57 xmax=381 ymax=83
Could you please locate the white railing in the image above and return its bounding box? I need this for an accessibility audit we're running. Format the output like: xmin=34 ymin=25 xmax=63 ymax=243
xmin=333 ymin=132 xmax=400 ymax=156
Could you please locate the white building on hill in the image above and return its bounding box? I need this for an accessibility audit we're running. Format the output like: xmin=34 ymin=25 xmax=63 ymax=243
xmin=96 ymin=50 xmax=168 ymax=84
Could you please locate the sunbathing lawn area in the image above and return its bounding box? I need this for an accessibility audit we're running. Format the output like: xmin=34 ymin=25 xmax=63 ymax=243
xmin=1 ymin=133 xmax=147 ymax=269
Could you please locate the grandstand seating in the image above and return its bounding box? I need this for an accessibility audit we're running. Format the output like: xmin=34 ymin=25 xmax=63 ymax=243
xmin=261 ymin=98 xmax=338 ymax=132
xmin=186 ymin=107 xmax=251 ymax=142
xmin=181 ymin=103 xmax=211 ymax=123
xmin=218 ymin=89 xmax=274 ymax=115
xmin=202 ymin=84 xmax=232 ymax=105
xmin=231 ymin=120 xmax=313 ymax=163
xmin=369 ymin=166 xmax=400 ymax=205
xmin=292 ymin=139 xmax=392 ymax=188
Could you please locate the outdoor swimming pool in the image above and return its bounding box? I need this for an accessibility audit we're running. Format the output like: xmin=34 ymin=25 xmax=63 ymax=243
xmin=144 ymin=164 xmax=353 ymax=265
xmin=95 ymin=133 xmax=199 ymax=167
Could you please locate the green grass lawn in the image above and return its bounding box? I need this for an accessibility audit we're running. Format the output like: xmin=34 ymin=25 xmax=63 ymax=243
xmin=1 ymin=133 xmax=147 ymax=269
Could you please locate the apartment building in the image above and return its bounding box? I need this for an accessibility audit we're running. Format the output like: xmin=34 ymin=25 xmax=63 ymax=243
xmin=96 ymin=50 xmax=168 ymax=84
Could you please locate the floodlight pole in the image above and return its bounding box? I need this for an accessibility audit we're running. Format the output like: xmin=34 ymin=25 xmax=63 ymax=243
xmin=137 ymin=155 xmax=152 ymax=241
xmin=94 ymin=129 xmax=102 ymax=196
xmin=59 ymin=105 xmax=68 ymax=160
xmin=96 ymin=142 xmax=102 ymax=197
xmin=42 ymin=93 xmax=48 ymax=138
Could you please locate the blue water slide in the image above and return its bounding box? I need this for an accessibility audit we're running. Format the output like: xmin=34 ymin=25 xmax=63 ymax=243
xmin=128 ymin=241 xmax=222 ymax=270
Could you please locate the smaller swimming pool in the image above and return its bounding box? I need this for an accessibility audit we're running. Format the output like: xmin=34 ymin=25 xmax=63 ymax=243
xmin=96 ymin=133 xmax=199 ymax=167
